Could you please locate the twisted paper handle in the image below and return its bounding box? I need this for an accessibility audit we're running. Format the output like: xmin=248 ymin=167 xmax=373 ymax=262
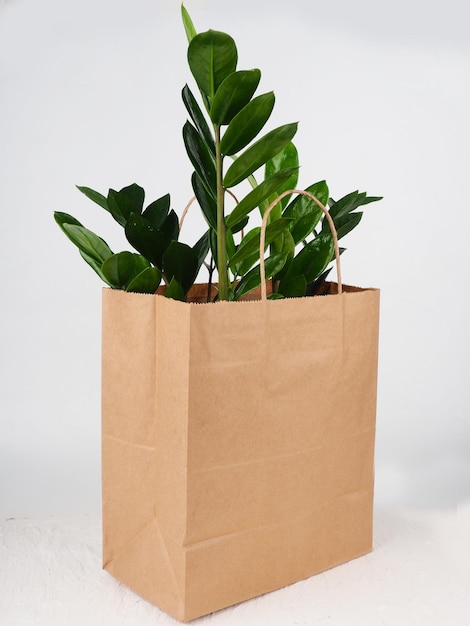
xmin=179 ymin=190 xmax=240 ymax=231
xmin=260 ymin=190 xmax=342 ymax=301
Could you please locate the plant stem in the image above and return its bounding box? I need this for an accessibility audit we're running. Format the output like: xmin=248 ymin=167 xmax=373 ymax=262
xmin=214 ymin=125 xmax=229 ymax=300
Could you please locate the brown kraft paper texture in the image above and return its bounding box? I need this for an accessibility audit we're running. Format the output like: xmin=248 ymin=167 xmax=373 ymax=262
xmin=101 ymin=283 xmax=380 ymax=621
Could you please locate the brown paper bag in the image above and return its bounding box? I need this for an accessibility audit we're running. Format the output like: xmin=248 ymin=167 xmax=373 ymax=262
xmin=101 ymin=279 xmax=379 ymax=622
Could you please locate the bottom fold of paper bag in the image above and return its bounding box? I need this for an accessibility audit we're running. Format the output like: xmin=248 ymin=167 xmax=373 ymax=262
xmin=104 ymin=489 xmax=373 ymax=622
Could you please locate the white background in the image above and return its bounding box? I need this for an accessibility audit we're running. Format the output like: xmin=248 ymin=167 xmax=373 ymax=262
xmin=1 ymin=0 xmax=469 ymax=518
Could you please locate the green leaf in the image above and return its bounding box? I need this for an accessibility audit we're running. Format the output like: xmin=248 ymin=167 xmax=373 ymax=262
xmin=264 ymin=142 xmax=299 ymax=209
xmin=126 ymin=266 xmax=162 ymax=293
xmin=187 ymin=30 xmax=238 ymax=103
xmin=329 ymin=190 xmax=382 ymax=221
xmin=306 ymin=267 xmax=333 ymax=296
xmin=283 ymin=181 xmax=329 ymax=244
xmin=193 ymin=230 xmax=210 ymax=273
xmin=142 ymin=193 xmax=170 ymax=228
xmin=259 ymin=144 xmax=299 ymax=256
xmin=229 ymin=218 xmax=291 ymax=268
xmin=234 ymin=253 xmax=287 ymax=299
xmin=270 ymin=228 xmax=295 ymax=276
xmin=225 ymin=167 xmax=298 ymax=229
xmin=76 ymin=186 xmax=108 ymax=211
xmin=183 ymin=121 xmax=217 ymax=196
xmin=125 ymin=213 xmax=172 ymax=268
xmin=210 ymin=69 xmax=261 ymax=126
xmin=230 ymin=227 xmax=260 ymax=276
xmin=226 ymin=228 xmax=237 ymax=270
xmin=286 ymin=233 xmax=334 ymax=284
xmin=209 ymin=227 xmax=218 ymax=267
xmin=191 ymin=172 xmax=217 ymax=230
xmin=101 ymin=251 xmax=150 ymax=289
xmin=223 ymin=122 xmax=298 ymax=188
xmin=182 ymin=84 xmax=215 ymax=155
xmin=230 ymin=215 xmax=249 ymax=234
xmin=220 ymin=92 xmax=275 ymax=156
xmin=323 ymin=211 xmax=363 ymax=240
xmin=79 ymin=250 xmax=114 ymax=286
xmin=162 ymin=240 xmax=199 ymax=294
xmin=159 ymin=209 xmax=179 ymax=242
xmin=181 ymin=4 xmax=197 ymax=43
xmin=62 ymin=223 xmax=113 ymax=265
xmin=107 ymin=184 xmax=145 ymax=227
xmin=278 ymin=274 xmax=307 ymax=298
xmin=54 ymin=211 xmax=83 ymax=232
xmin=164 ymin=277 xmax=186 ymax=301
xmin=55 ymin=214 xmax=113 ymax=284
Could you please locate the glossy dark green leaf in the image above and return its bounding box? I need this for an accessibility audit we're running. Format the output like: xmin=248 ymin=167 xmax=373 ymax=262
xmin=182 ymin=84 xmax=215 ymax=155
xmin=79 ymin=250 xmax=114 ymax=286
xmin=264 ymin=142 xmax=299 ymax=209
xmin=191 ymin=172 xmax=217 ymax=230
xmin=164 ymin=277 xmax=186 ymax=301
xmin=225 ymin=167 xmax=298 ymax=229
xmin=329 ymin=190 xmax=382 ymax=220
xmin=183 ymin=121 xmax=217 ymax=196
xmin=260 ymin=142 xmax=299 ymax=258
xmin=101 ymin=251 xmax=150 ymax=289
xmin=323 ymin=211 xmax=363 ymax=240
xmin=187 ymin=30 xmax=238 ymax=103
xmin=209 ymin=227 xmax=218 ymax=267
xmin=160 ymin=209 xmax=179 ymax=242
xmin=55 ymin=213 xmax=112 ymax=284
xmin=286 ymin=233 xmax=334 ymax=284
xmin=278 ymin=274 xmax=307 ymax=298
xmin=270 ymin=228 xmax=295 ymax=275
xmin=142 ymin=193 xmax=170 ymax=228
xmin=234 ymin=253 xmax=287 ymax=299
xmin=107 ymin=184 xmax=145 ymax=227
xmin=223 ymin=122 xmax=298 ymax=188
xmin=193 ymin=230 xmax=210 ymax=272
xmin=76 ymin=186 xmax=108 ymax=211
xmin=210 ymin=69 xmax=261 ymax=126
xmin=54 ymin=211 xmax=83 ymax=232
xmin=230 ymin=227 xmax=260 ymax=276
xmin=125 ymin=213 xmax=171 ymax=268
xmin=181 ymin=4 xmax=197 ymax=43
xmin=229 ymin=218 xmax=291 ymax=268
xmin=61 ymin=223 xmax=113 ymax=265
xmin=219 ymin=92 xmax=275 ymax=156
xmin=283 ymin=181 xmax=329 ymax=244
xmin=306 ymin=267 xmax=333 ymax=296
xmin=126 ymin=266 xmax=162 ymax=293
xmin=230 ymin=215 xmax=249 ymax=234
xmin=226 ymin=228 xmax=237 ymax=269
xmin=162 ymin=240 xmax=199 ymax=293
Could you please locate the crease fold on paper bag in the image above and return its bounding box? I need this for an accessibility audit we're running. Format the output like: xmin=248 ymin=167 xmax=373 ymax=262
xmin=101 ymin=283 xmax=379 ymax=621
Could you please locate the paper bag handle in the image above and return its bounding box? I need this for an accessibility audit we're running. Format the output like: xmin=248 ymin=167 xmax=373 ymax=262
xmin=260 ymin=189 xmax=342 ymax=301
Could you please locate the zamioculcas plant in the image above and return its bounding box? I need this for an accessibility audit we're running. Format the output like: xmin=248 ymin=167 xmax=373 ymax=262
xmin=54 ymin=6 xmax=381 ymax=302
xmin=181 ymin=5 xmax=381 ymax=301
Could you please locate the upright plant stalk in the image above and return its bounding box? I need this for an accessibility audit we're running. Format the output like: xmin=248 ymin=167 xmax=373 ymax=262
xmin=181 ymin=8 xmax=382 ymax=303
xmin=214 ymin=125 xmax=229 ymax=300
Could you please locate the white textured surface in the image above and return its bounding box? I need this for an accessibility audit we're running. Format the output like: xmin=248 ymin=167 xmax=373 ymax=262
xmin=1 ymin=506 xmax=469 ymax=625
